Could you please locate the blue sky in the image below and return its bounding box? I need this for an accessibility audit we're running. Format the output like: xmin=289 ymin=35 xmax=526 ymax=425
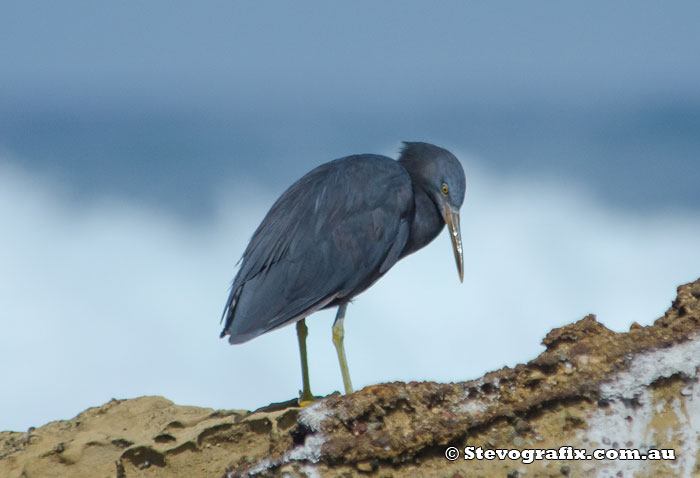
xmin=1 ymin=1 xmax=699 ymax=431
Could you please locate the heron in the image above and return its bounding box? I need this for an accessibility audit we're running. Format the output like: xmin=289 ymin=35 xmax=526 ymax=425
xmin=221 ymin=142 xmax=465 ymax=404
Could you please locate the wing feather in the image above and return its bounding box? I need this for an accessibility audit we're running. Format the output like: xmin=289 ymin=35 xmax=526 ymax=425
xmin=221 ymin=155 xmax=413 ymax=343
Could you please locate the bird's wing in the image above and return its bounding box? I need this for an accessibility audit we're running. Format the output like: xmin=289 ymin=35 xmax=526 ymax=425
xmin=222 ymin=155 xmax=413 ymax=343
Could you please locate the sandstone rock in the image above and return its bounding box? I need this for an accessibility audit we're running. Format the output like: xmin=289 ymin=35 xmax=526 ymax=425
xmin=2 ymin=278 xmax=699 ymax=478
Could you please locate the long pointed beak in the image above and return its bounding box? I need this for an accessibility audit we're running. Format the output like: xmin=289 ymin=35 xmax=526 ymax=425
xmin=442 ymin=202 xmax=464 ymax=283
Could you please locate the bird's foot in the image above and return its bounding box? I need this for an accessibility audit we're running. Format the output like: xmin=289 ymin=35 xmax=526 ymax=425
xmin=298 ymin=389 xmax=316 ymax=407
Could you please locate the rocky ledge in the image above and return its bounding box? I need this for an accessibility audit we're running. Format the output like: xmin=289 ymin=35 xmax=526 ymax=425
xmin=2 ymin=278 xmax=699 ymax=478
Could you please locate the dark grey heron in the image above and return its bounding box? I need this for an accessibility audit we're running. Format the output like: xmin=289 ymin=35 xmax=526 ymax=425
xmin=221 ymin=142 xmax=465 ymax=404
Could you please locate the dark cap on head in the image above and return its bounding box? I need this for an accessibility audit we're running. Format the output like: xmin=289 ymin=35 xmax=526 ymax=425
xmin=398 ymin=141 xmax=466 ymax=208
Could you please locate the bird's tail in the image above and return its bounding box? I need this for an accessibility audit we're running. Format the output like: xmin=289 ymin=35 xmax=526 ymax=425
xmin=219 ymin=285 xmax=242 ymax=338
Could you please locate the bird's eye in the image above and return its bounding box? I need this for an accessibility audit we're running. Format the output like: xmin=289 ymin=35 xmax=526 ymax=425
xmin=441 ymin=184 xmax=449 ymax=195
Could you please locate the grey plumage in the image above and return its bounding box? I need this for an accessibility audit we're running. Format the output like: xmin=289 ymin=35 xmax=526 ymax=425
xmin=220 ymin=142 xmax=466 ymax=396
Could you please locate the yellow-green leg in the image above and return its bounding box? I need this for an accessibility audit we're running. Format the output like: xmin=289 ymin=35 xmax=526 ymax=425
xmin=332 ymin=303 xmax=354 ymax=394
xmin=296 ymin=319 xmax=315 ymax=406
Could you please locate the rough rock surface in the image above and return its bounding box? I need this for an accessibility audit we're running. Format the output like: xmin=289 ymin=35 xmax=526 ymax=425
xmin=2 ymin=278 xmax=700 ymax=478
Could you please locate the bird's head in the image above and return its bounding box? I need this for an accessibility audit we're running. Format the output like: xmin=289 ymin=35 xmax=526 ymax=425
xmin=399 ymin=142 xmax=466 ymax=282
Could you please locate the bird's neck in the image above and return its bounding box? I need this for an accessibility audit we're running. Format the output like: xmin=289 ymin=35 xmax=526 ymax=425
xmin=401 ymin=186 xmax=445 ymax=259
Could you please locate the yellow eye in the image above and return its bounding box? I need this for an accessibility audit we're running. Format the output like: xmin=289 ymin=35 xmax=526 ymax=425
xmin=441 ymin=184 xmax=449 ymax=195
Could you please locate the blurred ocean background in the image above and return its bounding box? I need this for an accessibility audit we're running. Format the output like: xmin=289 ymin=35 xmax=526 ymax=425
xmin=2 ymin=1 xmax=699 ymax=431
